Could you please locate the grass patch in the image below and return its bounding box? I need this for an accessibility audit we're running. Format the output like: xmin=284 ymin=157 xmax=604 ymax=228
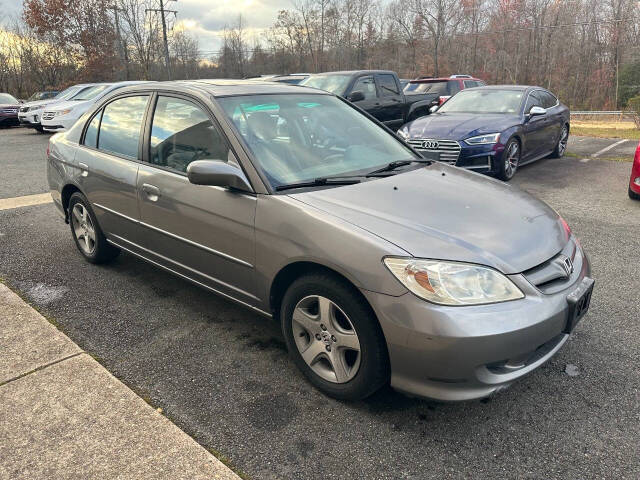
xmin=571 ymin=120 xmax=640 ymax=140
xmin=207 ymin=448 xmax=252 ymax=480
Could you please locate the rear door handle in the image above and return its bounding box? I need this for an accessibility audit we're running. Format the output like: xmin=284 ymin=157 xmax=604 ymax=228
xmin=141 ymin=183 xmax=160 ymax=202
xmin=78 ymin=162 xmax=89 ymax=177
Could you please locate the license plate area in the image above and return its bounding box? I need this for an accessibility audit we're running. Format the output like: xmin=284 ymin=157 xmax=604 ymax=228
xmin=565 ymin=277 xmax=594 ymax=333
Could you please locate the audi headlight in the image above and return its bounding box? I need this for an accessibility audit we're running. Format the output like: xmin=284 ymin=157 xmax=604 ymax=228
xmin=383 ymin=258 xmax=524 ymax=306
xmin=465 ymin=133 xmax=500 ymax=145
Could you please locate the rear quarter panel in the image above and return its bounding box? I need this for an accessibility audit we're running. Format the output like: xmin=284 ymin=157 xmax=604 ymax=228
xmin=47 ymin=133 xmax=79 ymax=216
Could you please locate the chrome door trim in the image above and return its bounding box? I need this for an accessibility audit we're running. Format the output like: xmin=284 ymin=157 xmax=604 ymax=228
xmin=93 ymin=202 xmax=254 ymax=268
xmin=108 ymin=233 xmax=263 ymax=305
xmin=138 ymin=220 xmax=254 ymax=268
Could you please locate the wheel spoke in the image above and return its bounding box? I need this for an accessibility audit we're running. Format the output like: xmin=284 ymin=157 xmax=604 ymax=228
xmin=86 ymin=226 xmax=96 ymax=241
xmin=333 ymin=330 xmax=360 ymax=351
xmin=300 ymin=341 xmax=324 ymax=366
xmin=292 ymin=306 xmax=318 ymax=333
xmin=72 ymin=206 xmax=82 ymax=224
xmin=327 ymin=350 xmax=349 ymax=383
xmin=317 ymin=296 xmax=332 ymax=323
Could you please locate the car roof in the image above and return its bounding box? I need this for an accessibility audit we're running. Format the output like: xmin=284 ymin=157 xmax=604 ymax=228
xmin=115 ymin=79 xmax=329 ymax=97
xmin=468 ymin=85 xmax=535 ymax=91
xmin=409 ymin=76 xmax=483 ymax=83
xmin=307 ymin=70 xmax=396 ymax=76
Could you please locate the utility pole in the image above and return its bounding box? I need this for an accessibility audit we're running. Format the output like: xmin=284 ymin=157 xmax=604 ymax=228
xmin=110 ymin=2 xmax=130 ymax=80
xmin=146 ymin=0 xmax=177 ymax=80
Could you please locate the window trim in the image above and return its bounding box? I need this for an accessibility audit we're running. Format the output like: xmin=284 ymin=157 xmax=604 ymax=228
xmin=351 ymin=75 xmax=378 ymax=100
xmin=375 ymin=73 xmax=400 ymax=97
xmin=79 ymin=92 xmax=151 ymax=162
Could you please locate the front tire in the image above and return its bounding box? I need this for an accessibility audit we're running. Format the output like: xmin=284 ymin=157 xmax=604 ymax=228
xmin=280 ymin=272 xmax=389 ymax=401
xmin=551 ymin=124 xmax=569 ymax=158
xmin=68 ymin=192 xmax=120 ymax=264
xmin=497 ymin=138 xmax=520 ymax=181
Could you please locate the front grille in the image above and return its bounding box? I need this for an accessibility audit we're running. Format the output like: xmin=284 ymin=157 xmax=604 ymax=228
xmin=408 ymin=138 xmax=461 ymax=164
xmin=0 ymin=108 xmax=18 ymax=114
xmin=42 ymin=111 xmax=56 ymax=120
xmin=523 ymin=240 xmax=579 ymax=294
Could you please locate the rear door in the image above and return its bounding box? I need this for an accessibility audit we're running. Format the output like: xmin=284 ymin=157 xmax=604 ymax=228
xmin=375 ymin=73 xmax=404 ymax=129
xmin=74 ymin=94 xmax=150 ymax=244
xmin=135 ymin=93 xmax=259 ymax=306
xmin=347 ymin=75 xmax=382 ymax=120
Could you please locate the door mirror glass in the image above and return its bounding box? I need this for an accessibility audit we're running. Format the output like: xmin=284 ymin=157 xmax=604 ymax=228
xmin=347 ymin=91 xmax=365 ymax=102
xmin=187 ymin=160 xmax=252 ymax=192
xmin=529 ymin=106 xmax=547 ymax=116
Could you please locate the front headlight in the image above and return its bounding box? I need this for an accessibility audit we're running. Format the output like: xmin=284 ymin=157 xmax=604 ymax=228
xmin=383 ymin=257 xmax=524 ymax=306
xmin=397 ymin=128 xmax=409 ymax=141
xmin=56 ymin=108 xmax=73 ymax=116
xmin=465 ymin=133 xmax=500 ymax=145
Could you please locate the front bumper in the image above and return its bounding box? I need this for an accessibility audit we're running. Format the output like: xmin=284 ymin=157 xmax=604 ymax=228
xmin=454 ymin=142 xmax=504 ymax=174
xmin=42 ymin=115 xmax=76 ymax=132
xmin=18 ymin=111 xmax=42 ymax=127
xmin=361 ymin=242 xmax=592 ymax=401
xmin=0 ymin=115 xmax=19 ymax=126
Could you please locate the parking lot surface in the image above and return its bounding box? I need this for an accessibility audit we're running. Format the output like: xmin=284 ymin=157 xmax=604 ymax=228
xmin=1 ymin=127 xmax=639 ymax=479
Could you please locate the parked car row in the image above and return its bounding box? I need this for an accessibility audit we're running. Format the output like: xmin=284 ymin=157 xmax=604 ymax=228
xmin=46 ymin=79 xmax=594 ymax=402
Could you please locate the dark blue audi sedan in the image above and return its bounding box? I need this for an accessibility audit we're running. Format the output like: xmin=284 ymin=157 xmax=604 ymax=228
xmin=397 ymin=86 xmax=570 ymax=181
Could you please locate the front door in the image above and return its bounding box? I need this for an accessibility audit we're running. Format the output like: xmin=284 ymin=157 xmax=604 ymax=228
xmin=136 ymin=94 xmax=259 ymax=306
xmin=522 ymin=91 xmax=548 ymax=161
xmin=347 ymin=75 xmax=382 ymax=121
xmin=75 ymin=94 xmax=150 ymax=244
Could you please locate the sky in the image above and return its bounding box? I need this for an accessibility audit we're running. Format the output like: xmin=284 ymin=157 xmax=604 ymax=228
xmin=0 ymin=0 xmax=290 ymax=53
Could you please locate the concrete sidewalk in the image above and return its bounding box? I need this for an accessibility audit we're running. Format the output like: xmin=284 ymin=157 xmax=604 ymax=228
xmin=0 ymin=283 xmax=241 ymax=480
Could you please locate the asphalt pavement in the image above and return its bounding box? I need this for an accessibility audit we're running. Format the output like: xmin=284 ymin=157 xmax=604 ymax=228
xmin=1 ymin=127 xmax=639 ymax=479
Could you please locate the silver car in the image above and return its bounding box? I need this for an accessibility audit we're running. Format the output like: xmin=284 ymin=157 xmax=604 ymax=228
xmin=47 ymin=80 xmax=594 ymax=401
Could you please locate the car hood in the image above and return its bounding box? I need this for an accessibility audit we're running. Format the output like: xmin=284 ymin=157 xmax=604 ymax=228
xmin=23 ymin=98 xmax=60 ymax=109
xmin=44 ymin=99 xmax=89 ymax=113
xmin=405 ymin=112 xmax=521 ymax=140
xmin=290 ymin=164 xmax=567 ymax=274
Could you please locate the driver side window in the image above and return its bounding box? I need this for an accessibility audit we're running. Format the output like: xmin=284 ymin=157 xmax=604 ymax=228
xmin=351 ymin=76 xmax=377 ymax=100
xmin=149 ymin=96 xmax=230 ymax=173
xmin=525 ymin=92 xmax=543 ymax=113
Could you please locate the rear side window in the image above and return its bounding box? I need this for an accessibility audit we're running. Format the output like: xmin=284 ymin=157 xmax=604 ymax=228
xmin=377 ymin=74 xmax=399 ymax=96
xmin=83 ymin=111 xmax=102 ymax=148
xmin=352 ymin=76 xmax=377 ymax=100
xmin=149 ymin=96 xmax=230 ymax=173
xmin=404 ymin=81 xmax=448 ymax=95
xmin=448 ymin=81 xmax=461 ymax=95
xmin=463 ymin=80 xmax=478 ymax=88
xmin=98 ymin=95 xmax=148 ymax=159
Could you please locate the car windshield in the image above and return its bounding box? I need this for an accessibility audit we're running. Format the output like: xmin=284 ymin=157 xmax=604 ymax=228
xmin=299 ymin=75 xmax=351 ymax=95
xmin=27 ymin=91 xmax=55 ymax=101
xmin=438 ymin=89 xmax=524 ymax=114
xmin=218 ymin=94 xmax=417 ymax=189
xmin=404 ymin=81 xmax=448 ymax=95
xmin=72 ymin=85 xmax=110 ymax=101
xmin=0 ymin=93 xmax=18 ymax=104
xmin=55 ymin=86 xmax=81 ymax=100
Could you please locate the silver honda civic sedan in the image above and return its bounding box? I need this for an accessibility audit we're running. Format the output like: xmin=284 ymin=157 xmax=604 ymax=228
xmin=47 ymin=80 xmax=594 ymax=401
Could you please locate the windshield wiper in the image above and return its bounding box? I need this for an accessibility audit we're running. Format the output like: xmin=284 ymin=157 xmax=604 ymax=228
xmin=275 ymin=177 xmax=361 ymax=192
xmin=366 ymin=159 xmax=432 ymax=176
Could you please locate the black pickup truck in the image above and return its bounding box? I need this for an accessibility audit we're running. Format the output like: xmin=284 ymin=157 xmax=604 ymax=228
xmin=300 ymin=70 xmax=433 ymax=130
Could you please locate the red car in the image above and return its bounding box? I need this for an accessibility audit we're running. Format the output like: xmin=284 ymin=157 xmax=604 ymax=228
xmin=403 ymin=75 xmax=487 ymax=108
xmin=0 ymin=93 xmax=20 ymax=128
xmin=629 ymin=141 xmax=640 ymax=200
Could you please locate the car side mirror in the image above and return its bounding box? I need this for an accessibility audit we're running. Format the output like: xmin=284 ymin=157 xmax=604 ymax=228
xmin=429 ymin=105 xmax=439 ymax=113
xmin=347 ymin=91 xmax=365 ymax=102
xmin=187 ymin=160 xmax=252 ymax=192
xmin=528 ymin=106 xmax=547 ymax=117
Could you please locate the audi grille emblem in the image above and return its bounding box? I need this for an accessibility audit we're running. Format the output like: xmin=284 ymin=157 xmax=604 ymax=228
xmin=558 ymin=255 xmax=574 ymax=277
xmin=422 ymin=140 xmax=439 ymax=149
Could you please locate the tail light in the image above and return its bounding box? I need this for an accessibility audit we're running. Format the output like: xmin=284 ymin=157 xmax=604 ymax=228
xmin=438 ymin=96 xmax=451 ymax=106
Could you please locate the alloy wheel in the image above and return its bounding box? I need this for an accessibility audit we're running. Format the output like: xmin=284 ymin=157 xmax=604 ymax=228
xmin=291 ymin=295 xmax=361 ymax=383
xmin=504 ymin=142 xmax=520 ymax=179
xmin=71 ymin=203 xmax=96 ymax=255
xmin=558 ymin=126 xmax=568 ymax=156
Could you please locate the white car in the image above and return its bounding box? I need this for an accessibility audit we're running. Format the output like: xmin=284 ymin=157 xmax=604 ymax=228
xmin=19 ymin=84 xmax=95 ymax=132
xmin=41 ymin=81 xmax=148 ymax=132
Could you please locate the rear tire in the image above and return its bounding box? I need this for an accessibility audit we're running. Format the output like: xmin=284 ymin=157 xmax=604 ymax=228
xmin=280 ymin=272 xmax=389 ymax=401
xmin=629 ymin=187 xmax=640 ymax=201
xmin=68 ymin=192 xmax=120 ymax=264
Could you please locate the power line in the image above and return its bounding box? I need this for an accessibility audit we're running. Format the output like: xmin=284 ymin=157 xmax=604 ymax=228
xmin=146 ymin=0 xmax=177 ymax=80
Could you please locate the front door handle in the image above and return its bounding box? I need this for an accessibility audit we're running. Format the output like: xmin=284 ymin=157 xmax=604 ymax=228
xmin=78 ymin=162 xmax=89 ymax=177
xmin=141 ymin=183 xmax=160 ymax=202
